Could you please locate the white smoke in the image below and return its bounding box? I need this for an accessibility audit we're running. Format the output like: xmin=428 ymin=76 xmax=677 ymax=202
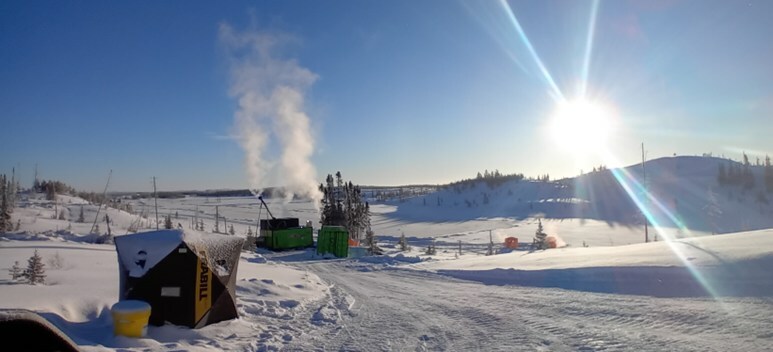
xmin=219 ymin=22 xmax=322 ymax=206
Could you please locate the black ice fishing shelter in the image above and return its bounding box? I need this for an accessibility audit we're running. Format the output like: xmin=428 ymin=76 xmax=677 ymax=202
xmin=115 ymin=229 xmax=244 ymax=328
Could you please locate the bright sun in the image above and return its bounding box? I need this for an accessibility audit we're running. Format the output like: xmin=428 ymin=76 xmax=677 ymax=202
xmin=550 ymin=99 xmax=613 ymax=155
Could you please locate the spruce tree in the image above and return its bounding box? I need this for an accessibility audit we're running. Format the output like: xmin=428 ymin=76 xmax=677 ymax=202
xmin=243 ymin=227 xmax=257 ymax=252
xmin=25 ymin=250 xmax=46 ymax=285
xmin=164 ymin=214 xmax=173 ymax=229
xmin=765 ymin=155 xmax=773 ymax=192
xmin=425 ymin=239 xmax=436 ymax=255
xmin=45 ymin=182 xmax=57 ymax=201
xmin=398 ymin=233 xmax=410 ymax=251
xmin=9 ymin=261 xmax=23 ymax=280
xmin=78 ymin=206 xmax=85 ymax=223
xmin=365 ymin=229 xmax=381 ymax=255
xmin=533 ymin=219 xmax=548 ymax=250
xmin=0 ymin=176 xmax=11 ymax=233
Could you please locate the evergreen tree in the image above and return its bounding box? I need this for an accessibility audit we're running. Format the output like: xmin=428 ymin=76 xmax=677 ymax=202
xmin=398 ymin=233 xmax=410 ymax=251
xmin=229 ymin=224 xmax=235 ymax=235
xmin=365 ymin=229 xmax=381 ymax=255
xmin=45 ymin=183 xmax=56 ymax=201
xmin=425 ymin=239 xmax=436 ymax=255
xmin=0 ymin=176 xmax=11 ymax=233
xmin=164 ymin=214 xmax=173 ymax=229
xmin=25 ymin=250 xmax=46 ymax=285
xmin=78 ymin=206 xmax=85 ymax=223
xmin=765 ymin=155 xmax=773 ymax=192
xmin=243 ymin=227 xmax=257 ymax=252
xmin=2 ymin=174 xmax=14 ymax=215
xmin=742 ymin=153 xmax=755 ymax=189
xmin=532 ymin=219 xmax=548 ymax=250
xmin=9 ymin=261 xmax=23 ymax=280
xmin=319 ymin=172 xmax=371 ymax=240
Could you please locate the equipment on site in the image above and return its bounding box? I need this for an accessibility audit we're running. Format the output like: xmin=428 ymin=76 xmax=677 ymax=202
xmin=255 ymin=195 xmax=313 ymax=250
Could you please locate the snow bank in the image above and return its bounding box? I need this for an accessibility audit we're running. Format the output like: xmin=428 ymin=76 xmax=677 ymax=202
xmin=0 ymin=239 xmax=328 ymax=351
xmin=420 ymin=229 xmax=773 ymax=297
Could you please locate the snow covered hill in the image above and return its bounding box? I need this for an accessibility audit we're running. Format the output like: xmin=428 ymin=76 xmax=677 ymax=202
xmin=382 ymin=156 xmax=773 ymax=235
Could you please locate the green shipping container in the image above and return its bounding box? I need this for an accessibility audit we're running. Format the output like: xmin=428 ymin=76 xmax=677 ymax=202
xmin=317 ymin=226 xmax=349 ymax=258
xmin=261 ymin=227 xmax=313 ymax=250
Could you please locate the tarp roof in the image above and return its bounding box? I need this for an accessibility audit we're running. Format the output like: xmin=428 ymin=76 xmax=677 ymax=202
xmin=115 ymin=229 xmax=244 ymax=278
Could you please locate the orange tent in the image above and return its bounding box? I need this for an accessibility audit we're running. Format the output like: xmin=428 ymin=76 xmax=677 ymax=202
xmin=504 ymin=237 xmax=518 ymax=249
xmin=546 ymin=236 xmax=558 ymax=249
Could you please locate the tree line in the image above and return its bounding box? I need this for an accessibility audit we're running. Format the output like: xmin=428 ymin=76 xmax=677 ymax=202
xmin=446 ymin=169 xmax=526 ymax=192
xmin=717 ymin=153 xmax=772 ymax=191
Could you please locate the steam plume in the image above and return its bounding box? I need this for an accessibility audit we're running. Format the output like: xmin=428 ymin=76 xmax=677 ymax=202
xmin=219 ymin=22 xmax=322 ymax=205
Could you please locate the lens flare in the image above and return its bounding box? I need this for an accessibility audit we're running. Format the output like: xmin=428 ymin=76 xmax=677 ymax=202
xmin=601 ymin=152 xmax=722 ymax=299
xmin=550 ymin=99 xmax=613 ymax=154
xmin=498 ymin=0 xmax=565 ymax=102
xmin=580 ymin=0 xmax=600 ymax=97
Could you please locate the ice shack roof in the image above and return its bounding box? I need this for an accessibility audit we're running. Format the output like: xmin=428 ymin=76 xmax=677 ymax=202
xmin=115 ymin=229 xmax=244 ymax=278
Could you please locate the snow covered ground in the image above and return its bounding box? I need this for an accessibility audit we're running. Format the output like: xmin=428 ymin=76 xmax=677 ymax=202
xmin=2 ymin=164 xmax=773 ymax=351
xmin=4 ymin=234 xmax=772 ymax=351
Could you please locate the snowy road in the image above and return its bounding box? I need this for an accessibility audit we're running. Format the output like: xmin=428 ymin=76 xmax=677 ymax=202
xmin=255 ymin=261 xmax=773 ymax=351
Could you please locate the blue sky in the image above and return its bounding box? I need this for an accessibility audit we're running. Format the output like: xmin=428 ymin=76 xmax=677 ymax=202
xmin=1 ymin=0 xmax=771 ymax=191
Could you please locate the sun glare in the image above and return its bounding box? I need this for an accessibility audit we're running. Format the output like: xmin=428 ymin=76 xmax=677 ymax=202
xmin=550 ymin=99 xmax=613 ymax=155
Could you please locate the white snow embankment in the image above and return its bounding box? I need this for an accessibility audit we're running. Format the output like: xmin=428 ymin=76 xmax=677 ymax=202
xmin=0 ymin=240 xmax=328 ymax=351
xmin=236 ymin=252 xmax=329 ymax=320
xmin=418 ymin=229 xmax=773 ymax=297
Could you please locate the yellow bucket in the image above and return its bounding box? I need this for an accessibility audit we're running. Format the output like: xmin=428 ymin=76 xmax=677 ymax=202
xmin=111 ymin=300 xmax=151 ymax=338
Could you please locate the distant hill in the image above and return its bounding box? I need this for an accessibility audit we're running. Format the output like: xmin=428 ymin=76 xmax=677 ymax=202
xmin=380 ymin=156 xmax=773 ymax=234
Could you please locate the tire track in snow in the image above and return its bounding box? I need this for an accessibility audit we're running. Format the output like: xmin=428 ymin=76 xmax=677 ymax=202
xmin=246 ymin=261 xmax=773 ymax=351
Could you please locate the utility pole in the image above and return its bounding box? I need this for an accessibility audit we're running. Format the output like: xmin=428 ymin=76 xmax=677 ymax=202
xmin=90 ymin=170 xmax=112 ymax=234
xmin=195 ymin=205 xmax=199 ymax=230
xmin=215 ymin=205 xmax=220 ymax=233
xmin=642 ymin=143 xmax=649 ymax=243
xmin=153 ymin=176 xmax=159 ymax=230
xmin=487 ymin=230 xmax=494 ymax=256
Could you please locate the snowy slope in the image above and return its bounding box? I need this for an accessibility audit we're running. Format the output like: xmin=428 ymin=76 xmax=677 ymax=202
xmin=382 ymin=156 xmax=773 ymax=235
xmin=418 ymin=229 xmax=773 ymax=297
